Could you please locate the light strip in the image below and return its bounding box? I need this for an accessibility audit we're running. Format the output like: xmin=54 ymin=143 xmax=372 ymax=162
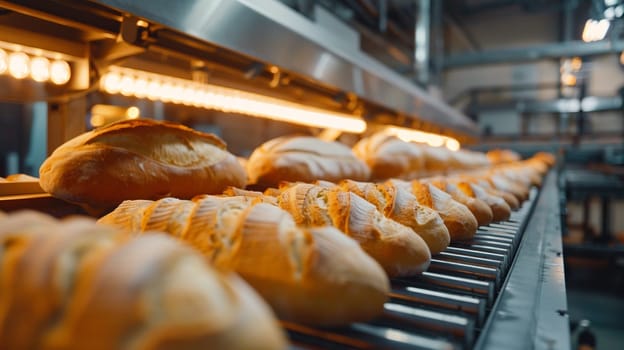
xmin=0 ymin=47 xmax=71 ymax=85
xmin=385 ymin=126 xmax=461 ymax=151
xmin=100 ymin=66 xmax=367 ymax=134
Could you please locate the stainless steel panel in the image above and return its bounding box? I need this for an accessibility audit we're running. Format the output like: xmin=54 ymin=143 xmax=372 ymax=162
xmin=475 ymin=172 xmax=570 ymax=350
xmin=89 ymin=0 xmax=477 ymax=134
xmin=390 ymin=286 xmax=486 ymax=325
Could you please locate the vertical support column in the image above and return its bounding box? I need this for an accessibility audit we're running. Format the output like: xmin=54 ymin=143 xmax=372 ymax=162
xmin=415 ymin=0 xmax=431 ymax=86
xmin=600 ymin=197 xmax=611 ymax=243
xmin=378 ymin=0 xmax=387 ymax=33
xmin=47 ymin=98 xmax=87 ymax=155
xmin=431 ymin=0 xmax=444 ymax=87
xmin=558 ymin=1 xmax=575 ymax=137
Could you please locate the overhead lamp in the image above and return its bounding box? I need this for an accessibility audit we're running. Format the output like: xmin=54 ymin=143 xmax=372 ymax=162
xmin=0 ymin=48 xmax=7 ymax=74
xmin=30 ymin=57 xmax=50 ymax=82
xmin=384 ymin=126 xmax=461 ymax=151
xmin=582 ymin=19 xmax=610 ymax=42
xmin=90 ymin=104 xmax=141 ymax=128
xmin=8 ymin=52 xmax=29 ymax=79
xmin=99 ymin=67 xmax=367 ymax=134
xmin=50 ymin=60 xmax=71 ymax=85
xmin=0 ymin=43 xmax=72 ymax=84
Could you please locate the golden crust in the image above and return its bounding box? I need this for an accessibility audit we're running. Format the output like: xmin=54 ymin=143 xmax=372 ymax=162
xmin=39 ymin=119 xmax=246 ymax=212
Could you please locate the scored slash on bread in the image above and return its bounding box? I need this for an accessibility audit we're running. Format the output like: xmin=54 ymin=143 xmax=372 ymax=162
xmin=99 ymin=196 xmax=390 ymax=327
xmin=389 ymin=179 xmax=479 ymax=241
xmin=423 ymin=178 xmax=494 ymax=227
xmin=333 ymin=180 xmax=450 ymax=254
xmin=0 ymin=211 xmax=287 ymax=350
xmin=275 ymin=183 xmax=432 ymax=276
xmin=38 ymin=119 xmax=247 ymax=212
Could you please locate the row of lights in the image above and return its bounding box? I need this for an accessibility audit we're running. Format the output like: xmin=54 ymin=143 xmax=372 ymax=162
xmin=100 ymin=67 xmax=367 ymax=134
xmin=0 ymin=48 xmax=71 ymax=84
xmin=100 ymin=67 xmax=461 ymax=150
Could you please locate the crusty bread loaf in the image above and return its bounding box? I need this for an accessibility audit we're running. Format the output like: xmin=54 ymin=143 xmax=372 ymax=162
xmin=99 ymin=196 xmax=389 ymax=326
xmin=425 ymin=178 xmax=493 ymax=227
xmin=450 ymin=180 xmax=511 ymax=222
xmin=4 ymin=173 xmax=39 ymax=182
xmin=246 ymin=136 xmax=370 ymax=187
xmin=390 ymin=179 xmax=478 ymax=240
xmin=419 ymin=146 xmax=452 ymax=177
xmin=462 ymin=177 xmax=520 ymax=210
xmin=352 ymin=133 xmax=424 ymax=180
xmin=334 ymin=180 xmax=450 ymax=254
xmin=486 ymin=149 xmax=521 ymax=164
xmin=276 ymin=183 xmax=431 ymax=276
xmin=0 ymin=211 xmax=287 ymax=350
xmin=39 ymin=119 xmax=247 ymax=212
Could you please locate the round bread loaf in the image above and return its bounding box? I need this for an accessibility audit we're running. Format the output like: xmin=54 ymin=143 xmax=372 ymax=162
xmin=39 ymin=119 xmax=247 ymax=212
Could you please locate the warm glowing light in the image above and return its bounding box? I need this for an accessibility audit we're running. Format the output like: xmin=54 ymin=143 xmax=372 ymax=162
xmin=570 ymin=57 xmax=582 ymax=71
xmin=99 ymin=68 xmax=367 ymax=133
xmin=446 ymin=138 xmax=461 ymax=151
xmin=385 ymin=126 xmax=461 ymax=151
xmin=620 ymin=51 xmax=624 ymax=65
xmin=8 ymin=52 xmax=30 ymax=79
xmin=50 ymin=60 xmax=71 ymax=84
xmin=561 ymin=72 xmax=577 ymax=86
xmin=119 ymin=75 xmax=135 ymax=96
xmin=30 ymin=56 xmax=50 ymax=82
xmin=126 ymin=106 xmax=140 ymax=119
xmin=582 ymin=19 xmax=610 ymax=42
xmin=101 ymin=72 xmax=121 ymax=93
xmin=0 ymin=48 xmax=7 ymax=74
xmin=133 ymin=77 xmax=148 ymax=98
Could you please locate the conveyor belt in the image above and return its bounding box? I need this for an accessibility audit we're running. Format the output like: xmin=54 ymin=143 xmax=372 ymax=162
xmin=284 ymin=188 xmax=540 ymax=349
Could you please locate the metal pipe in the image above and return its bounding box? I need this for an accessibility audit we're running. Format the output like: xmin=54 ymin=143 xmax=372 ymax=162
xmin=431 ymin=0 xmax=444 ymax=86
xmin=444 ymin=40 xmax=624 ymax=68
xmin=377 ymin=0 xmax=387 ymax=33
xmin=415 ymin=0 xmax=430 ymax=85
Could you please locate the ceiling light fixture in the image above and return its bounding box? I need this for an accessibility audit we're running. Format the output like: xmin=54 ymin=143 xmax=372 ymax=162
xmin=100 ymin=66 xmax=367 ymax=134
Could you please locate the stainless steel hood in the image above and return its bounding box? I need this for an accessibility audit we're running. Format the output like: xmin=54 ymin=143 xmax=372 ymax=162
xmin=89 ymin=0 xmax=477 ymax=135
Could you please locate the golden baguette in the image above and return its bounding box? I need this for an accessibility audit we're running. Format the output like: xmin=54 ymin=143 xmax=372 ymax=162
xmin=390 ymin=179 xmax=478 ymax=240
xmin=276 ymin=183 xmax=431 ymax=276
xmin=0 ymin=211 xmax=286 ymax=350
xmin=424 ymin=178 xmax=494 ymax=227
xmin=334 ymin=179 xmax=450 ymax=254
xmin=99 ymin=197 xmax=389 ymax=326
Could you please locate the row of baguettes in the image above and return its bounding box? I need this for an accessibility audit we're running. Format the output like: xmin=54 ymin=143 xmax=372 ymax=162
xmin=34 ymin=119 xmax=554 ymax=331
xmin=0 ymin=210 xmax=287 ymax=350
xmin=37 ymin=119 xmax=554 ymax=213
xmin=97 ymin=153 xmax=550 ymax=328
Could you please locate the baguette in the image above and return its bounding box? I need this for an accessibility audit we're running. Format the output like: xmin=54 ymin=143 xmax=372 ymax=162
xmin=458 ymin=177 xmax=520 ymax=210
xmin=276 ymin=183 xmax=431 ymax=276
xmin=450 ymin=180 xmax=511 ymax=222
xmin=424 ymin=178 xmax=493 ymax=226
xmin=0 ymin=211 xmax=287 ymax=350
xmin=335 ymin=180 xmax=450 ymax=254
xmin=99 ymin=197 xmax=389 ymax=326
xmin=39 ymin=119 xmax=247 ymax=212
xmin=246 ymin=136 xmax=370 ymax=187
xmin=390 ymin=179 xmax=478 ymax=240
xmin=352 ymin=133 xmax=424 ymax=180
